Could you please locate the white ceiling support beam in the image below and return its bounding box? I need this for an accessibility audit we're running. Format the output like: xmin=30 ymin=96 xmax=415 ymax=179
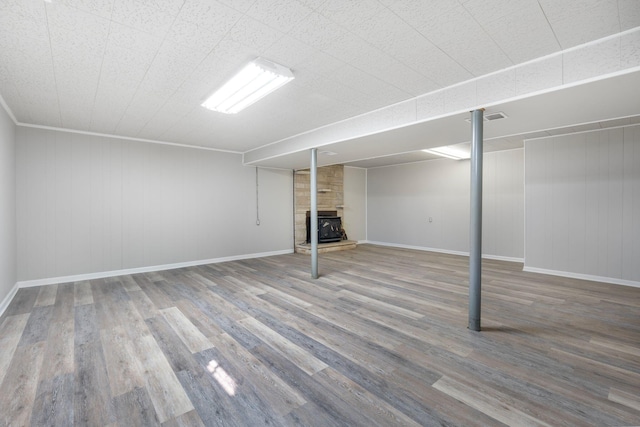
xmin=243 ymin=29 xmax=640 ymax=169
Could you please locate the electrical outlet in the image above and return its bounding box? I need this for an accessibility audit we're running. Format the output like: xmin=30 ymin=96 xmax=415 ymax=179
xmin=428 ymin=217 xmax=433 ymax=223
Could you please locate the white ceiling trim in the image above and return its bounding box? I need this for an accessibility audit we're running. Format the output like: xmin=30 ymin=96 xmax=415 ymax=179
xmin=0 ymin=93 xmax=18 ymax=124
xmin=1 ymin=89 xmax=242 ymax=154
xmin=523 ymin=120 xmax=640 ymax=142
xmin=16 ymin=122 xmax=243 ymax=154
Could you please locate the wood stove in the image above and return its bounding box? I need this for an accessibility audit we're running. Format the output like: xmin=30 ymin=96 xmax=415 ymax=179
xmin=306 ymin=210 xmax=343 ymax=244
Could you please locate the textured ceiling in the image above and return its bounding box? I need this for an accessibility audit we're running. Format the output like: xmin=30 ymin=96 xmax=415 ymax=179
xmin=0 ymin=0 xmax=639 ymax=154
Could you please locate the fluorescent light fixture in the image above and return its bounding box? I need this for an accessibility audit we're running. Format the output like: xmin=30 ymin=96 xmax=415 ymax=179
xmin=201 ymin=58 xmax=294 ymax=114
xmin=422 ymin=145 xmax=470 ymax=160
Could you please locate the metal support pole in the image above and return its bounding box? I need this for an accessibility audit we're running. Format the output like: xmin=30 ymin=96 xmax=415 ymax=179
xmin=469 ymin=109 xmax=484 ymax=331
xmin=310 ymin=148 xmax=319 ymax=279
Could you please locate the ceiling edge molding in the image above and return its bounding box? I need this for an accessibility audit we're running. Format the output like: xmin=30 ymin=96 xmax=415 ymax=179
xmin=523 ymin=119 xmax=640 ymax=142
xmin=16 ymin=122 xmax=243 ymax=155
xmin=0 ymin=93 xmax=18 ymax=125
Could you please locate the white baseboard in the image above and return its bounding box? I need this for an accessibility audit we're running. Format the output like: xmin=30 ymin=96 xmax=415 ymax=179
xmin=362 ymin=241 xmax=524 ymax=263
xmin=0 ymin=282 xmax=19 ymax=318
xmin=482 ymin=254 xmax=525 ymax=263
xmin=16 ymin=249 xmax=294 ymax=289
xmin=522 ymin=266 xmax=640 ymax=288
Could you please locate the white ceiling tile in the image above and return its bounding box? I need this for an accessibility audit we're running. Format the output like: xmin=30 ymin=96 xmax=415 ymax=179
xmin=216 ymin=0 xmax=256 ymax=13
xmin=190 ymin=40 xmax=254 ymax=86
xmin=294 ymin=50 xmax=344 ymax=77
xmin=246 ymin=0 xmax=313 ymax=33
xmin=170 ymin=79 xmax=213 ymax=106
xmin=224 ymin=15 xmax=284 ymax=52
xmin=538 ymin=0 xmax=620 ymax=48
xmin=139 ymin=102 xmax=194 ymax=139
xmin=411 ymin=4 xmax=513 ymax=75
xmin=295 ymin=0 xmax=327 ymax=9
xmin=90 ymin=85 xmax=137 ymax=131
xmin=619 ymin=0 xmax=640 ymax=30
xmin=470 ymin=2 xmax=561 ymax=63
xmin=262 ymin=35 xmax=316 ymax=69
xmin=116 ymin=91 xmax=167 ymax=135
xmin=0 ymin=6 xmax=48 ymax=42
xmin=563 ymin=36 xmax=620 ymax=84
xmin=0 ymin=81 xmax=29 ymax=122
xmin=350 ymin=6 xmax=419 ymax=53
xmin=46 ymin=2 xmax=110 ymax=53
xmin=59 ymin=95 xmax=94 ymax=129
xmin=349 ymin=7 xmax=468 ymax=87
xmin=381 ymin=0 xmax=459 ymax=26
xmin=396 ymin=48 xmax=472 ymax=89
xmin=316 ymin=0 xmax=385 ymax=29
xmin=107 ymin=22 xmax=164 ymax=54
xmin=168 ymin=0 xmax=241 ymax=49
xmin=330 ymin=65 xmax=408 ymax=101
xmin=372 ymin=61 xmax=439 ymax=96
xmin=289 ymin=11 xmax=349 ymax=51
xmin=137 ymin=39 xmax=212 ymax=99
xmin=0 ymin=33 xmax=54 ymax=81
xmin=321 ymin=34 xmax=411 ymax=92
xmin=100 ymin=31 xmax=159 ymax=88
xmin=46 ymin=5 xmax=108 ymax=117
xmin=463 ymin=0 xmax=536 ymax=24
xmin=111 ymin=0 xmax=184 ymax=36
xmin=56 ymin=0 xmax=114 ymax=19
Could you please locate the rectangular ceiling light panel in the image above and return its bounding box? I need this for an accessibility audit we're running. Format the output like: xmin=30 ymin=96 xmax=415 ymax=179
xmin=201 ymin=58 xmax=294 ymax=114
xmin=422 ymin=146 xmax=470 ymax=160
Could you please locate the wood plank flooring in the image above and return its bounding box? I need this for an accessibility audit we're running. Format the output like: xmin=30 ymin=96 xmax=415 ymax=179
xmin=1 ymin=244 xmax=639 ymax=426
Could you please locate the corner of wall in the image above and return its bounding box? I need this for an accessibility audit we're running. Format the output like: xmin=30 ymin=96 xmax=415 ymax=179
xmin=0 ymin=282 xmax=18 ymax=318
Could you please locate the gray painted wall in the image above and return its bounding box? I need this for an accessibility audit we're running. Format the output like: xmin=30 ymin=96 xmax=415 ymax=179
xmin=344 ymin=166 xmax=367 ymax=242
xmin=525 ymin=125 xmax=640 ymax=283
xmin=16 ymin=127 xmax=293 ymax=282
xmin=0 ymin=105 xmax=16 ymax=305
xmin=367 ymin=149 xmax=524 ymax=260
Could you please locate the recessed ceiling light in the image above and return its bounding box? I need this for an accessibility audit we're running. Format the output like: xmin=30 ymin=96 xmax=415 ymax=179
xmin=319 ymin=150 xmax=337 ymax=156
xmin=201 ymin=58 xmax=294 ymax=114
xmin=422 ymin=146 xmax=470 ymax=160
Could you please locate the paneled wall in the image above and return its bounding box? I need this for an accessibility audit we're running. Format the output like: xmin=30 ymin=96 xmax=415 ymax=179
xmin=16 ymin=127 xmax=293 ymax=282
xmin=367 ymin=149 xmax=524 ymax=260
xmin=525 ymin=125 xmax=640 ymax=284
xmin=0 ymin=105 xmax=16 ymax=306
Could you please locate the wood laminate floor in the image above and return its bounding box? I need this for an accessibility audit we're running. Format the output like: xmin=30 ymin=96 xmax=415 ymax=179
xmin=1 ymin=245 xmax=639 ymax=426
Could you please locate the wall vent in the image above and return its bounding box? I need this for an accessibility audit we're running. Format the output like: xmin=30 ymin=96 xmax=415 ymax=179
xmin=465 ymin=111 xmax=508 ymax=122
xmin=485 ymin=112 xmax=508 ymax=121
